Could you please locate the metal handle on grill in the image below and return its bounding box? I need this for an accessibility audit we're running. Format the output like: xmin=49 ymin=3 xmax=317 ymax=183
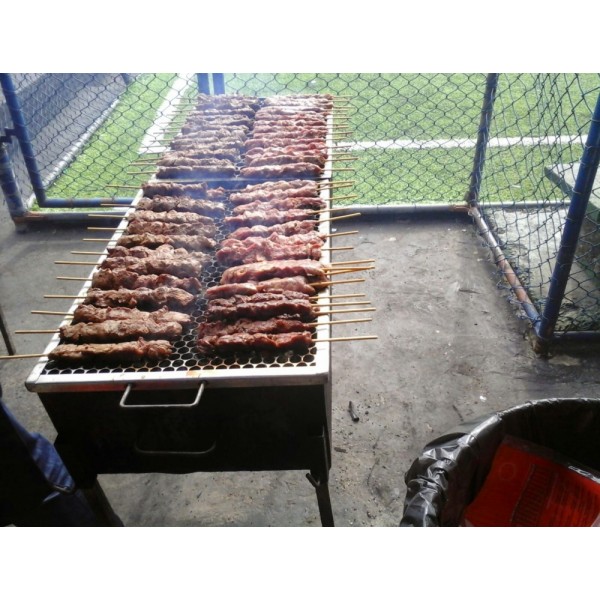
xmin=119 ymin=382 xmax=205 ymax=409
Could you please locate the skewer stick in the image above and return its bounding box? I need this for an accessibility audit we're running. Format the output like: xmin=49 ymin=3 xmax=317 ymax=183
xmin=317 ymin=318 xmax=371 ymax=325
xmin=322 ymin=294 xmax=366 ymax=299
xmin=314 ymin=336 xmax=377 ymax=343
xmin=326 ymin=267 xmax=375 ymax=276
xmin=32 ymin=310 xmax=74 ymax=316
xmin=55 ymin=261 xmax=98 ymax=266
xmin=322 ymin=194 xmax=358 ymax=201
xmin=321 ymin=246 xmax=352 ymax=252
xmin=317 ymin=308 xmax=376 ymax=316
xmin=324 ymin=230 xmax=359 ymax=238
xmin=329 ymin=259 xmax=375 ymax=266
xmin=314 ymin=207 xmax=355 ymax=214
xmin=71 ymin=251 xmax=108 ymax=256
xmin=15 ymin=330 xmax=57 ymax=335
xmin=315 ymin=301 xmax=372 ymax=307
xmin=319 ymin=213 xmax=361 ymax=224
xmin=328 ymin=168 xmax=355 ymax=173
xmin=88 ymin=227 xmax=124 ymax=231
xmin=83 ymin=238 xmax=113 ymax=242
xmin=56 ymin=276 xmax=91 ymax=281
xmin=312 ymin=278 xmax=365 ymax=288
xmin=44 ymin=295 xmax=85 ymax=299
xmin=0 ymin=354 xmax=47 ymax=360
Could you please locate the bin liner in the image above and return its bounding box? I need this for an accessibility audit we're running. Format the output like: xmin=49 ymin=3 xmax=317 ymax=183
xmin=400 ymin=397 xmax=600 ymax=527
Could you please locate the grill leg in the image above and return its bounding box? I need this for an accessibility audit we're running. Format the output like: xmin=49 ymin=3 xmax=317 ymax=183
xmin=306 ymin=471 xmax=334 ymax=526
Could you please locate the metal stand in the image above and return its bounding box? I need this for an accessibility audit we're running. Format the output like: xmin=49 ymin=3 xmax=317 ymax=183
xmin=0 ymin=302 xmax=16 ymax=355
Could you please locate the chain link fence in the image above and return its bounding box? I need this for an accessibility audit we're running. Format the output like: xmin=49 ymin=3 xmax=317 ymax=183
xmin=477 ymin=74 xmax=600 ymax=335
xmin=2 ymin=72 xmax=600 ymax=339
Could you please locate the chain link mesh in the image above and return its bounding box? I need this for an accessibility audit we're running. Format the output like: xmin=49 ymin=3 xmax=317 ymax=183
xmin=478 ymin=74 xmax=600 ymax=334
xmin=2 ymin=72 xmax=600 ymax=335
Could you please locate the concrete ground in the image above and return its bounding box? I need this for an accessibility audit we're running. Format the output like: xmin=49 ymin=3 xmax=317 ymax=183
xmin=2 ymin=203 xmax=600 ymax=527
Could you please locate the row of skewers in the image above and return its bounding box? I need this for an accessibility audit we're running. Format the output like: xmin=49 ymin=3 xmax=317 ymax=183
xmin=3 ymin=93 xmax=376 ymax=364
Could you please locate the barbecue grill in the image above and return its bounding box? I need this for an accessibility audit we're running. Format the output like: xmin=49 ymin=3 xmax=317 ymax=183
xmin=25 ymin=98 xmax=346 ymax=525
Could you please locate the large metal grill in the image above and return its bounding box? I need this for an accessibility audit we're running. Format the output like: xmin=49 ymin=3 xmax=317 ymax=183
xmin=23 ymin=94 xmax=345 ymax=525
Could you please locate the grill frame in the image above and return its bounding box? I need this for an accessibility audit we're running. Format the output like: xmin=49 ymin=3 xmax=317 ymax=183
xmin=25 ymin=96 xmax=341 ymax=525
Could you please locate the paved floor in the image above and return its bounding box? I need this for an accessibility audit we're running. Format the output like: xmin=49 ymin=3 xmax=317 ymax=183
xmin=2 ymin=204 xmax=600 ymax=526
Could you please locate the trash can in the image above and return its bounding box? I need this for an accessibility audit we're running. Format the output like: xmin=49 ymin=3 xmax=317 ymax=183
xmin=400 ymin=397 xmax=600 ymax=527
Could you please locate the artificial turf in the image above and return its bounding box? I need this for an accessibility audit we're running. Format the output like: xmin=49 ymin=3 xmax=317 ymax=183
xmin=42 ymin=73 xmax=600 ymax=205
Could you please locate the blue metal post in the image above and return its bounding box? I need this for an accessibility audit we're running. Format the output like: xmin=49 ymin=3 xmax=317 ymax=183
xmin=212 ymin=73 xmax=225 ymax=95
xmin=0 ymin=142 xmax=27 ymax=219
xmin=465 ymin=73 xmax=500 ymax=205
xmin=535 ymin=92 xmax=600 ymax=346
xmin=197 ymin=74 xmax=211 ymax=94
xmin=0 ymin=74 xmax=47 ymax=206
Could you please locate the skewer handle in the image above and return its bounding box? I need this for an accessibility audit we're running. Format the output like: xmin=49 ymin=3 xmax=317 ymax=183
xmin=0 ymin=353 xmax=47 ymax=360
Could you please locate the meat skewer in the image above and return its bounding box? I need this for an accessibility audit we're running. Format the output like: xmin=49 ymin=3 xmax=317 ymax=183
xmin=71 ymin=305 xmax=192 ymax=326
xmin=135 ymin=197 xmax=226 ymax=218
xmin=216 ymin=238 xmax=323 ymax=266
xmin=197 ymin=331 xmax=313 ymax=355
xmin=48 ymin=339 xmax=173 ymax=364
xmin=204 ymin=277 xmax=318 ymax=300
xmin=239 ymin=163 xmax=323 ymax=179
xmin=205 ymin=293 xmax=317 ymax=322
xmin=226 ymin=220 xmax=320 ymax=241
xmin=91 ymin=268 xmax=203 ymax=293
xmin=82 ymin=287 xmax=197 ymax=311
xmin=125 ymin=220 xmax=217 ymax=238
xmin=220 ymin=260 xmax=328 ymax=285
xmin=59 ymin=319 xmax=182 ymax=344
xmin=114 ymin=233 xmax=217 ymax=252
xmin=224 ymin=208 xmax=318 ymax=228
xmin=230 ymin=196 xmax=326 ymax=213
xmin=100 ymin=254 xmax=208 ymax=278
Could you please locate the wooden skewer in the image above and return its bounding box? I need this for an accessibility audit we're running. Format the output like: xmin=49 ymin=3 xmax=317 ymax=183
xmin=314 ymin=336 xmax=377 ymax=343
xmin=15 ymin=330 xmax=57 ymax=335
xmin=56 ymin=276 xmax=91 ymax=281
xmin=326 ymin=267 xmax=375 ymax=275
xmin=318 ymin=180 xmax=354 ymax=186
xmin=32 ymin=310 xmax=74 ymax=316
xmin=317 ymin=308 xmax=376 ymax=316
xmin=322 ymin=194 xmax=358 ymax=201
xmin=44 ymin=295 xmax=86 ymax=299
xmin=330 ymin=259 xmax=375 ymax=265
xmin=0 ymin=354 xmax=47 ymax=360
xmin=71 ymin=251 xmax=108 ymax=256
xmin=83 ymin=238 xmax=113 ymax=242
xmin=55 ymin=261 xmax=98 ymax=266
xmin=105 ymin=184 xmax=142 ymax=189
xmin=321 ymin=246 xmax=352 ymax=252
xmin=312 ymin=278 xmax=365 ymax=288
xmin=319 ymin=213 xmax=361 ymax=224
xmin=328 ymin=168 xmax=355 ymax=173
xmin=323 ymin=294 xmax=366 ymax=299
xmin=316 ymin=301 xmax=371 ymax=307
xmin=324 ymin=230 xmax=359 ymax=238
xmin=314 ymin=207 xmax=355 ymax=214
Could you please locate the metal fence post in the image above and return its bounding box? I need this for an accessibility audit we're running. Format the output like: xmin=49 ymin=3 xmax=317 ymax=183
xmin=0 ymin=74 xmax=47 ymax=206
xmin=465 ymin=73 xmax=500 ymax=206
xmin=535 ymin=92 xmax=600 ymax=348
xmin=197 ymin=74 xmax=211 ymax=94
xmin=212 ymin=74 xmax=225 ymax=95
xmin=0 ymin=141 xmax=27 ymax=220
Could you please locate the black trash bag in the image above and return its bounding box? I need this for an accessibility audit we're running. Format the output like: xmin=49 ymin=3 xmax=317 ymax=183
xmin=400 ymin=397 xmax=600 ymax=527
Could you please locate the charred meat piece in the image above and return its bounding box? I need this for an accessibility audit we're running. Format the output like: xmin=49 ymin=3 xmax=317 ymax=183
xmin=101 ymin=255 xmax=208 ymax=278
xmin=60 ymin=319 xmax=182 ymax=344
xmin=83 ymin=287 xmax=196 ymax=311
xmin=115 ymin=233 xmax=217 ymax=252
xmin=136 ymin=197 xmax=225 ymax=218
xmin=226 ymin=220 xmax=319 ymax=241
xmin=230 ymin=196 xmax=325 ymax=213
xmin=197 ymin=331 xmax=313 ymax=355
xmin=128 ymin=210 xmax=216 ymax=227
xmin=220 ymin=260 xmax=328 ymax=285
xmin=71 ymin=305 xmax=192 ymax=326
xmin=48 ymin=339 xmax=173 ymax=364
xmin=204 ymin=276 xmax=317 ymax=300
xmin=239 ymin=163 xmax=323 ymax=179
xmin=91 ymin=268 xmax=203 ymax=293
xmin=125 ymin=219 xmax=217 ymax=238
xmin=205 ymin=292 xmax=316 ymax=322
xmin=216 ymin=238 xmax=322 ymax=266
xmin=224 ymin=208 xmax=317 ymax=228
xmin=157 ymin=163 xmax=236 ymax=179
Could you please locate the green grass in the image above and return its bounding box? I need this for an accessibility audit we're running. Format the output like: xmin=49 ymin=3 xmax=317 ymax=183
xmin=43 ymin=73 xmax=185 ymax=201
xmin=43 ymin=73 xmax=600 ymax=205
